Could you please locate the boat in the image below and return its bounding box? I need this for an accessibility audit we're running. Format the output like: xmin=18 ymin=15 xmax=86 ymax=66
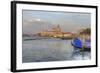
xmin=71 ymin=38 xmax=91 ymax=51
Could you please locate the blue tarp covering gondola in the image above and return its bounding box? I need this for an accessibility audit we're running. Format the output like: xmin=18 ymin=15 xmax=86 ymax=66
xmin=71 ymin=38 xmax=90 ymax=51
xmin=72 ymin=38 xmax=82 ymax=49
xmin=85 ymin=38 xmax=91 ymax=48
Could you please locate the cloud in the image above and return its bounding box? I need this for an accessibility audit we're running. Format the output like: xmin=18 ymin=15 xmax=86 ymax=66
xmin=27 ymin=18 xmax=47 ymax=23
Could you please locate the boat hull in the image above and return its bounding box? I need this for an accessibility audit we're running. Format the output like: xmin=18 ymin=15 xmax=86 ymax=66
xmin=71 ymin=38 xmax=91 ymax=51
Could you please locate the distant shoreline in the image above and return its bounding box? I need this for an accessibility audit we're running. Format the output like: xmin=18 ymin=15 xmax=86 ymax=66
xmin=23 ymin=36 xmax=72 ymax=41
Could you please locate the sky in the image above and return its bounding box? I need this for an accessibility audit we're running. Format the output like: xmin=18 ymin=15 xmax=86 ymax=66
xmin=22 ymin=10 xmax=91 ymax=34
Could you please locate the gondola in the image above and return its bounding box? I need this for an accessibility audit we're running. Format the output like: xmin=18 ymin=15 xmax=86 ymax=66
xmin=71 ymin=38 xmax=91 ymax=51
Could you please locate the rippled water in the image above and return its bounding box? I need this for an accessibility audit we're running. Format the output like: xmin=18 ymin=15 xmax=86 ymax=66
xmin=22 ymin=38 xmax=91 ymax=63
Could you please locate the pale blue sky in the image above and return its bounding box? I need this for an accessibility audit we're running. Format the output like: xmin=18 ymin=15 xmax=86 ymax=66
xmin=23 ymin=10 xmax=91 ymax=34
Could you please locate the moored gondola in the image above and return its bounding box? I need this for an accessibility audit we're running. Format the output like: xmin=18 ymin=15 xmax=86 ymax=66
xmin=71 ymin=38 xmax=91 ymax=51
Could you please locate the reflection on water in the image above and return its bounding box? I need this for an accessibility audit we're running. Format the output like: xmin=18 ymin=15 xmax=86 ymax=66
xmin=22 ymin=38 xmax=91 ymax=63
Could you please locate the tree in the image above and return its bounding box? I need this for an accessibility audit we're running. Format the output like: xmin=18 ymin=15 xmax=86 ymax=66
xmin=79 ymin=28 xmax=91 ymax=35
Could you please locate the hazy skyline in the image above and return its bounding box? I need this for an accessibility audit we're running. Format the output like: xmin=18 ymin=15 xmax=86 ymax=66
xmin=23 ymin=10 xmax=91 ymax=34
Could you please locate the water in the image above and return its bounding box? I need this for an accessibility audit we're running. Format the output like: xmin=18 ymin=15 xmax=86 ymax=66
xmin=22 ymin=37 xmax=91 ymax=63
